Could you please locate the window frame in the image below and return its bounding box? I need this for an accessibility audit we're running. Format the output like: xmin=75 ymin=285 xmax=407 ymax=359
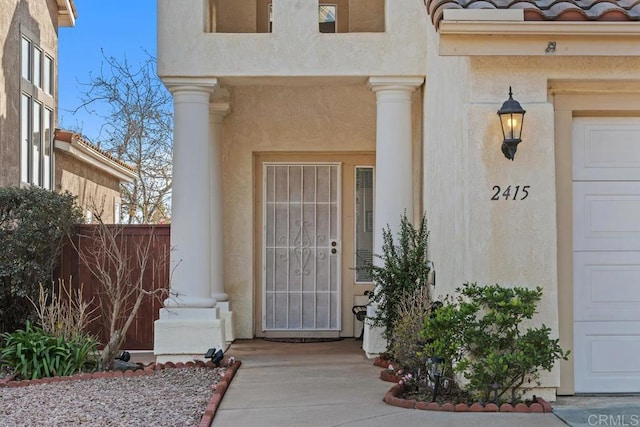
xmin=353 ymin=165 xmax=375 ymax=284
xmin=20 ymin=27 xmax=55 ymax=189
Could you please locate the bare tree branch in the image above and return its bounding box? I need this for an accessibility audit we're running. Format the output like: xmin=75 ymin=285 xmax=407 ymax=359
xmin=73 ymin=50 xmax=173 ymax=224
xmin=73 ymin=219 xmax=170 ymax=370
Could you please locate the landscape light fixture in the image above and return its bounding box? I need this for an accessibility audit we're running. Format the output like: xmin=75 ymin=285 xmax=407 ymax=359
xmin=115 ymin=351 xmax=131 ymax=362
xmin=429 ymin=356 xmax=445 ymax=402
xmin=497 ymin=87 xmax=526 ymax=161
xmin=205 ymin=347 xmax=224 ymax=367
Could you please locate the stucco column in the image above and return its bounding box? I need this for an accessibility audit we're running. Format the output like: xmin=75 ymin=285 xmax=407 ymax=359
xmin=368 ymin=77 xmax=422 ymax=250
xmin=209 ymin=102 xmax=235 ymax=343
xmin=364 ymin=76 xmax=424 ymax=356
xmin=154 ymin=79 xmax=226 ymax=362
xmin=165 ymin=85 xmax=217 ymax=308
xmin=209 ymin=103 xmax=229 ymax=302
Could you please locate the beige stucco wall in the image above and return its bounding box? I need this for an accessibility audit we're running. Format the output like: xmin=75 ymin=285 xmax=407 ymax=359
xmin=158 ymin=0 xmax=426 ymax=80
xmin=215 ymin=0 xmax=256 ymax=33
xmin=425 ymin=25 xmax=640 ymax=393
xmin=349 ymin=0 xmax=385 ymax=33
xmin=222 ymin=83 xmax=423 ymax=338
xmin=0 ymin=0 xmax=59 ymax=187
xmin=423 ymin=23 xmax=470 ymax=299
xmin=55 ymin=151 xmax=122 ymax=224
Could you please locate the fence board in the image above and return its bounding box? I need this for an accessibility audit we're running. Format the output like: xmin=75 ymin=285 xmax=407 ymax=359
xmin=56 ymin=224 xmax=170 ymax=350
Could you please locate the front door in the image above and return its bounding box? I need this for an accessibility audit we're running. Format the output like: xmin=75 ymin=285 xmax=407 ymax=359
xmin=262 ymin=163 xmax=341 ymax=332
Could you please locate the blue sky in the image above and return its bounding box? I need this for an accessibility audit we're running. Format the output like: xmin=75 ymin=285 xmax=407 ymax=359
xmin=58 ymin=0 xmax=157 ymax=141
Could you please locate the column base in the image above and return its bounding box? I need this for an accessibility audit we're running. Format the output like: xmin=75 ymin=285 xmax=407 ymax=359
xmin=362 ymin=305 xmax=388 ymax=358
xmin=154 ymin=307 xmax=227 ymax=363
xmin=216 ymin=301 xmax=235 ymax=344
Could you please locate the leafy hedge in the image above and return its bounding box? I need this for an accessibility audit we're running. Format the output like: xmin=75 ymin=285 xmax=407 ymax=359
xmin=0 ymin=186 xmax=82 ymax=333
xmin=422 ymin=283 xmax=569 ymax=404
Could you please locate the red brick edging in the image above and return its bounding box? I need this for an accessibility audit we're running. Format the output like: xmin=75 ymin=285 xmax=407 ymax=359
xmin=198 ymin=358 xmax=242 ymax=427
xmin=383 ymin=383 xmax=553 ymax=413
xmin=373 ymin=356 xmax=392 ymax=369
xmin=380 ymin=369 xmax=402 ymax=383
xmin=0 ymin=357 xmax=243 ymax=426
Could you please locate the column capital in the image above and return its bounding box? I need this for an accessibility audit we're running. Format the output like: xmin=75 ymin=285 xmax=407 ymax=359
xmin=162 ymin=77 xmax=219 ymax=95
xmin=368 ymin=76 xmax=424 ymax=92
xmin=209 ymin=102 xmax=231 ymax=123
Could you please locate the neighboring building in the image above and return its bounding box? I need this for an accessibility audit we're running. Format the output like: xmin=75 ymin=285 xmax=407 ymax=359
xmin=0 ymin=0 xmax=75 ymax=189
xmin=0 ymin=1 xmax=134 ymax=224
xmin=54 ymin=129 xmax=136 ymax=224
xmin=156 ymin=0 xmax=640 ymax=398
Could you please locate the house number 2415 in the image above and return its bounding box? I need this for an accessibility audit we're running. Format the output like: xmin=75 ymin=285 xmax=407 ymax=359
xmin=491 ymin=185 xmax=530 ymax=201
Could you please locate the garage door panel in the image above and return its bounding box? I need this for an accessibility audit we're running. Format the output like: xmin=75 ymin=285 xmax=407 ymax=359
xmin=573 ymin=117 xmax=640 ymax=181
xmin=574 ymin=182 xmax=640 ymax=251
xmin=573 ymin=117 xmax=640 ymax=394
xmin=574 ymin=252 xmax=640 ymax=322
xmin=574 ymin=322 xmax=640 ymax=393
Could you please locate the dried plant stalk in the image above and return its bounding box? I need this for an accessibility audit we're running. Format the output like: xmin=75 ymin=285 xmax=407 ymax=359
xmin=75 ymin=223 xmax=170 ymax=370
xmin=29 ymin=278 xmax=98 ymax=340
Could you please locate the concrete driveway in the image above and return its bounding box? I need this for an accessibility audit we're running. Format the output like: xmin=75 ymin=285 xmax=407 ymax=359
xmin=214 ymin=339 xmax=569 ymax=427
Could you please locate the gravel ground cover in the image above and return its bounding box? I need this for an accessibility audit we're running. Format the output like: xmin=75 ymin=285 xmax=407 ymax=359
xmin=0 ymin=367 xmax=224 ymax=426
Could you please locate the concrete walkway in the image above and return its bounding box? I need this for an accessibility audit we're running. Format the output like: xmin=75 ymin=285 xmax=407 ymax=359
xmin=553 ymin=395 xmax=640 ymax=427
xmin=214 ymin=339 xmax=568 ymax=427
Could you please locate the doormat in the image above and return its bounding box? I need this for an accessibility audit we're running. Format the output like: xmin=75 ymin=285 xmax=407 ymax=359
xmin=262 ymin=337 xmax=344 ymax=343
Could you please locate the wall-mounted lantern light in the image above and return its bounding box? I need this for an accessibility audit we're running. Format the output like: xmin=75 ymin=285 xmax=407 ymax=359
xmin=497 ymin=87 xmax=526 ymax=161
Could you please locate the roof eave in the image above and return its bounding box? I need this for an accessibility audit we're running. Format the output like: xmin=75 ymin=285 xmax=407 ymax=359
xmin=437 ymin=20 xmax=640 ymax=56
xmin=57 ymin=0 xmax=77 ymax=27
xmin=54 ymin=138 xmax=137 ymax=183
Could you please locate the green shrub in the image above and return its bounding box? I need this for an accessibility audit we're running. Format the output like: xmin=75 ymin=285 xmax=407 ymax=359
xmin=0 ymin=321 xmax=97 ymax=380
xmin=0 ymin=186 xmax=82 ymax=333
xmin=361 ymin=212 xmax=431 ymax=347
xmin=422 ymin=283 xmax=569 ymax=404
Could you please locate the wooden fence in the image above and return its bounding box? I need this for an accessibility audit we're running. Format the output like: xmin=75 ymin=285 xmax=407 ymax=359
xmin=55 ymin=224 xmax=170 ymax=350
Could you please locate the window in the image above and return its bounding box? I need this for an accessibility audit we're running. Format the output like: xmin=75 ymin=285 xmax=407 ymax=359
xmin=261 ymin=2 xmax=344 ymax=33
xmin=354 ymin=167 xmax=374 ymax=283
xmin=43 ymin=55 xmax=53 ymax=95
xmin=20 ymin=95 xmax=29 ymax=183
xmin=21 ymin=37 xmax=30 ymax=80
xmin=114 ymin=201 xmax=121 ymax=224
xmin=318 ymin=5 xmax=336 ymax=33
xmin=20 ymin=32 xmax=55 ymax=189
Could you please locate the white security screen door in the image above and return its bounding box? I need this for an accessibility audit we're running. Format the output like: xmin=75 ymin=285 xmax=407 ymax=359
xmin=263 ymin=163 xmax=341 ymax=331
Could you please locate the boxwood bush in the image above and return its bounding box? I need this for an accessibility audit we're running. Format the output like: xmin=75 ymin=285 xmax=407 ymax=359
xmin=422 ymin=282 xmax=569 ymax=404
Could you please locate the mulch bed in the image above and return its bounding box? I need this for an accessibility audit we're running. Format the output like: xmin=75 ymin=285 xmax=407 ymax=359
xmin=0 ymin=358 xmax=242 ymax=427
xmin=374 ymin=357 xmax=553 ymax=414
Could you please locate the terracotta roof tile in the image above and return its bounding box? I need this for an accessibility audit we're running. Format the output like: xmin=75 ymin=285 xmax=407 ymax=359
xmin=54 ymin=129 xmax=137 ymax=173
xmin=425 ymin=0 xmax=640 ymax=27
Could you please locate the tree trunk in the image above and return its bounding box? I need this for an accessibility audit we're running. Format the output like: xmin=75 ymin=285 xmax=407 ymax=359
xmin=100 ymin=329 xmax=124 ymax=370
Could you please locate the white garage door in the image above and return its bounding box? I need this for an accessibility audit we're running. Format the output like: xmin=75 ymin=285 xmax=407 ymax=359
xmin=573 ymin=117 xmax=640 ymax=393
